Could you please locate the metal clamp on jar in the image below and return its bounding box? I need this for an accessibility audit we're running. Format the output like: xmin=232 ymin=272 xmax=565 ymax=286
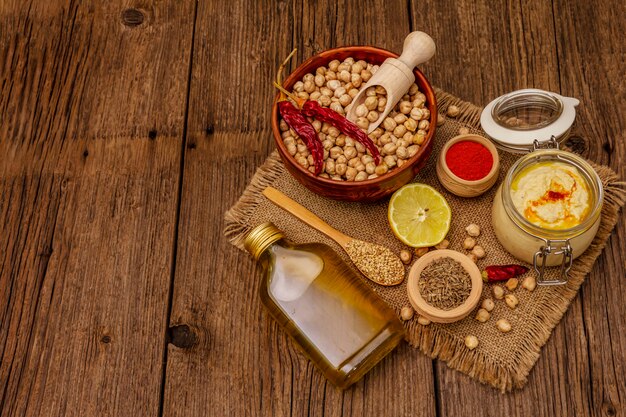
xmin=482 ymin=89 xmax=603 ymax=285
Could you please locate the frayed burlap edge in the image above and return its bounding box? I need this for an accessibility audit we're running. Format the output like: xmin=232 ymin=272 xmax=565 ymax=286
xmin=224 ymin=89 xmax=626 ymax=392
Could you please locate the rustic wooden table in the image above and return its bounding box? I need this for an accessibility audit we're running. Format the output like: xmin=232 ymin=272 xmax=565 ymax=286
xmin=1 ymin=1 xmax=624 ymax=416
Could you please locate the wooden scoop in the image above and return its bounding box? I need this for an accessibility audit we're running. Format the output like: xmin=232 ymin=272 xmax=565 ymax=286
xmin=262 ymin=187 xmax=405 ymax=286
xmin=346 ymin=31 xmax=436 ymax=133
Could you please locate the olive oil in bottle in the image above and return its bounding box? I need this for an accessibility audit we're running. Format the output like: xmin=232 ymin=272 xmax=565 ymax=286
xmin=244 ymin=222 xmax=405 ymax=389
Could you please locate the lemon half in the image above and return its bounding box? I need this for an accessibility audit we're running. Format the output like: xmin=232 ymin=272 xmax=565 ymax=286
xmin=388 ymin=183 xmax=451 ymax=247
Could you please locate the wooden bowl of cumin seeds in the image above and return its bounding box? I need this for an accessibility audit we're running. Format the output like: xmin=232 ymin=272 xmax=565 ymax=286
xmin=407 ymin=249 xmax=483 ymax=323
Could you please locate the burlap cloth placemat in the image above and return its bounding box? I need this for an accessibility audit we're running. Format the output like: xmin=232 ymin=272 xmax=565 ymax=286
xmin=224 ymin=89 xmax=626 ymax=392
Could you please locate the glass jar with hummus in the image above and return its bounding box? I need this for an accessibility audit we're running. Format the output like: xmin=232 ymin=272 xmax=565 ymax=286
xmin=492 ymin=146 xmax=603 ymax=284
xmin=482 ymin=89 xmax=603 ymax=285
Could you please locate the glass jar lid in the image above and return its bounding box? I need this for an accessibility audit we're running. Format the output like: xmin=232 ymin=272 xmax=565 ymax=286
xmin=481 ymin=89 xmax=579 ymax=151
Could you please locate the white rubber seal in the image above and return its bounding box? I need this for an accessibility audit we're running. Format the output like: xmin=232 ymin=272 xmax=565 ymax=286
xmin=480 ymin=89 xmax=579 ymax=147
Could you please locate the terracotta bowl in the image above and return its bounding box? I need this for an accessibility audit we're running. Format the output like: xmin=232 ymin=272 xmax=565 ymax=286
xmin=435 ymin=134 xmax=500 ymax=198
xmin=271 ymin=46 xmax=437 ymax=202
xmin=407 ymin=249 xmax=483 ymax=323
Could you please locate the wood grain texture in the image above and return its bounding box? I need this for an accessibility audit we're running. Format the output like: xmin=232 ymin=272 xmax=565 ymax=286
xmin=161 ymin=0 xmax=436 ymax=416
xmin=0 ymin=0 xmax=193 ymax=415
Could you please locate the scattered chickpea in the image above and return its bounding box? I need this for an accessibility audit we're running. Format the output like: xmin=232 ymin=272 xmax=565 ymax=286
xmin=463 ymin=237 xmax=476 ymax=250
xmin=400 ymin=250 xmax=412 ymax=265
xmin=496 ymin=319 xmax=512 ymax=333
xmin=493 ymin=285 xmax=505 ymax=300
xmin=464 ymin=335 xmax=479 ymax=350
xmin=522 ymin=276 xmax=537 ymax=292
xmin=458 ymin=127 xmax=470 ymax=135
xmin=417 ymin=316 xmax=431 ymax=326
xmin=434 ymin=239 xmax=450 ymax=250
xmin=481 ymin=298 xmax=495 ymax=312
xmin=447 ymin=105 xmax=460 ymax=117
xmin=505 ymin=294 xmax=519 ymax=309
xmin=475 ymin=308 xmax=491 ymax=323
xmin=467 ymin=253 xmax=478 ymax=263
xmin=414 ymin=247 xmax=429 ymax=258
xmin=471 ymin=245 xmax=486 ymax=259
xmin=436 ymin=114 xmax=446 ymax=126
xmin=400 ymin=306 xmax=414 ymax=321
xmin=505 ymin=278 xmax=519 ymax=291
xmin=465 ymin=224 xmax=481 ymax=237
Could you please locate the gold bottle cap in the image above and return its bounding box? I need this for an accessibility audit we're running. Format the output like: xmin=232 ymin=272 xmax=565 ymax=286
xmin=244 ymin=222 xmax=284 ymax=260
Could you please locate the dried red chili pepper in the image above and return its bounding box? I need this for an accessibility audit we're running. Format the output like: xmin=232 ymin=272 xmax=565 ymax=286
xmin=278 ymin=101 xmax=324 ymax=175
xmin=300 ymin=100 xmax=382 ymax=165
xmin=481 ymin=264 xmax=529 ymax=282
xmin=275 ymin=49 xmax=323 ymax=175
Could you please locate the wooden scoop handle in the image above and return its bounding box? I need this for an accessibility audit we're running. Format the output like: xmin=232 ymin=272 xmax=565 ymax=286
xmin=262 ymin=187 xmax=352 ymax=247
xmin=397 ymin=31 xmax=436 ymax=69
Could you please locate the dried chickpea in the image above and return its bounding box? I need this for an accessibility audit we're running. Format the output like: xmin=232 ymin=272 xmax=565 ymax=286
xmin=393 ymin=113 xmax=407 ymax=124
xmin=410 ymin=108 xmax=423 ymax=120
xmin=505 ymin=294 xmax=519 ymax=309
xmin=330 ymin=102 xmax=344 ymax=114
xmin=465 ymin=335 xmax=479 ymax=350
xmin=465 ymin=224 xmax=481 ymax=237
xmin=436 ymin=114 xmax=446 ymax=126
xmin=400 ymin=306 xmax=414 ymax=321
xmin=471 ymin=245 xmax=486 ymax=259
xmin=414 ymin=247 xmax=429 ymax=257
xmin=467 ymin=253 xmax=478 ymax=263
xmin=400 ymin=250 xmax=412 ymax=265
xmin=522 ymin=276 xmax=537 ymax=292
xmin=481 ymin=298 xmax=495 ymax=312
xmin=339 ymin=94 xmax=352 ymax=107
xmin=354 ymin=171 xmax=368 ymax=182
xmin=365 ymin=162 xmax=376 ymax=174
xmin=418 ymin=120 xmax=430 ymax=131
xmin=475 ymin=308 xmax=490 ymax=322
xmin=338 ymin=70 xmax=351 ymax=83
xmin=435 ymin=239 xmax=450 ymax=250
xmin=404 ymin=118 xmax=418 ymax=132
xmin=325 ymin=159 xmax=336 ymax=174
xmin=496 ymin=319 xmax=512 ymax=333
xmin=397 ymin=159 xmax=406 ymax=168
xmin=493 ymin=285 xmax=505 ymax=300
xmin=374 ymin=163 xmax=388 ymax=176
xmin=393 ymin=125 xmax=407 ymax=137
xmin=366 ymin=110 xmax=379 ymax=122
xmin=361 ymin=69 xmax=372 ymax=82
xmin=333 ymin=87 xmax=346 ymax=98
xmin=335 ymin=163 xmax=347 ymax=176
xmin=382 ymin=143 xmax=397 ymax=155
xmin=417 ymin=316 xmax=431 ymax=326
xmin=459 ymin=127 xmax=470 ymax=135
xmin=407 ymin=145 xmax=419 ymax=158
xmin=396 ymin=146 xmax=408 ymax=159
xmin=355 ymin=117 xmax=369 ymax=129
xmin=399 ymin=101 xmax=412 ymax=114
xmin=505 ymin=278 xmax=519 ymax=291
xmin=412 ymin=133 xmax=425 ymax=145
xmin=365 ymin=96 xmax=378 ymax=110
xmin=463 ymin=237 xmax=476 ymax=250
xmin=447 ymin=105 xmax=460 ymax=117
xmin=345 ymin=167 xmax=358 ymax=181
xmin=383 ymin=117 xmax=397 ymax=131
xmin=383 ymin=155 xmax=396 ymax=168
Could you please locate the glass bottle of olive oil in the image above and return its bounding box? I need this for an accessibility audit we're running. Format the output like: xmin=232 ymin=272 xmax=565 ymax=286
xmin=244 ymin=222 xmax=405 ymax=389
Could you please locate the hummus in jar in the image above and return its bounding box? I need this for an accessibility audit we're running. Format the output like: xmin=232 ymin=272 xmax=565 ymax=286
xmin=510 ymin=161 xmax=592 ymax=230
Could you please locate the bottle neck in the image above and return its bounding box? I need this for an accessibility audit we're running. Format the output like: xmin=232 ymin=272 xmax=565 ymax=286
xmin=244 ymin=222 xmax=285 ymax=260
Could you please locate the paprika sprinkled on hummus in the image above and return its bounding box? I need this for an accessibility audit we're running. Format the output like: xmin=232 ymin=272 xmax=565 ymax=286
xmin=510 ymin=161 xmax=592 ymax=230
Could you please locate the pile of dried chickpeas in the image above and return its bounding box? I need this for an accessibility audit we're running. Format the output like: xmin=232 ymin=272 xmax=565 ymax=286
xmin=278 ymin=56 xmax=432 ymax=181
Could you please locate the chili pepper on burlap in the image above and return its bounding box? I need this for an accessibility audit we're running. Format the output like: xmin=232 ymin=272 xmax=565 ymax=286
xmin=274 ymin=49 xmax=323 ymax=175
xmin=481 ymin=264 xmax=529 ymax=282
xmin=300 ymin=100 xmax=382 ymax=165
xmin=278 ymin=101 xmax=324 ymax=175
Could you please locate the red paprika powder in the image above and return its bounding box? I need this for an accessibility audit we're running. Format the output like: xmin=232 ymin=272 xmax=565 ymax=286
xmin=445 ymin=140 xmax=493 ymax=181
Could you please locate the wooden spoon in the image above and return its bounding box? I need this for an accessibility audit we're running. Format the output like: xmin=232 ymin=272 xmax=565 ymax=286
xmin=262 ymin=186 xmax=405 ymax=286
xmin=346 ymin=31 xmax=436 ymax=133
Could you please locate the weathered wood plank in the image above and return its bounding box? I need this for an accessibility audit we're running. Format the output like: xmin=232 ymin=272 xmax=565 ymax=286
xmin=0 ymin=0 xmax=194 ymax=415
xmin=162 ymin=0 xmax=436 ymax=416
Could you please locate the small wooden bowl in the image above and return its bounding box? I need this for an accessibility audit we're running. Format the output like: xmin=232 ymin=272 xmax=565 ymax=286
xmin=436 ymin=134 xmax=500 ymax=198
xmin=407 ymin=249 xmax=483 ymax=323
xmin=271 ymin=46 xmax=437 ymax=202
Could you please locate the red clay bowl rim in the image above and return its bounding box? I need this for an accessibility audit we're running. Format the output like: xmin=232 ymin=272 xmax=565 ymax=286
xmin=271 ymin=45 xmax=437 ymax=188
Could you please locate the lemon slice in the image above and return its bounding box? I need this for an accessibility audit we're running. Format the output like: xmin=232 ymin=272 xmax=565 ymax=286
xmin=388 ymin=183 xmax=451 ymax=247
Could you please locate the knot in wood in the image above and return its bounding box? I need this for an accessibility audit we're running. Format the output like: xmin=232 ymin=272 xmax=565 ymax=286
xmin=168 ymin=324 xmax=198 ymax=349
xmin=121 ymin=8 xmax=145 ymax=27
xmin=563 ymin=135 xmax=587 ymax=155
